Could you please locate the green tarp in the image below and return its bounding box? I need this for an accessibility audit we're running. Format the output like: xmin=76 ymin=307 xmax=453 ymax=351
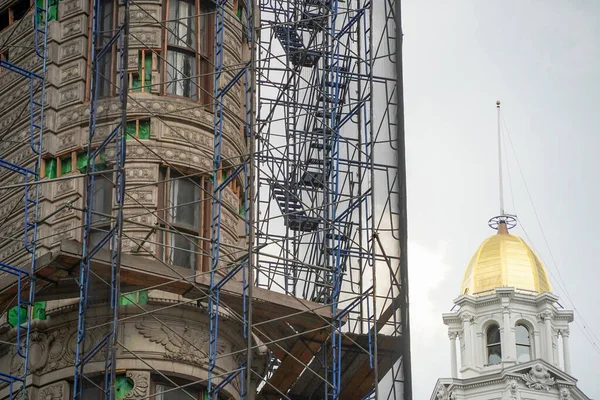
xmin=131 ymin=52 xmax=152 ymax=93
xmin=45 ymin=158 xmax=57 ymax=178
xmin=8 ymin=302 xmax=47 ymax=327
xmin=119 ymin=290 xmax=148 ymax=305
xmin=126 ymin=120 xmax=150 ymax=140
xmin=36 ymin=0 xmax=58 ymax=23
xmin=115 ymin=376 xmax=134 ymax=399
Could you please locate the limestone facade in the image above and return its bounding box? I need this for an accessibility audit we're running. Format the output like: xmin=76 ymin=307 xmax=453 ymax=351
xmin=430 ymin=288 xmax=589 ymax=399
xmin=0 ymin=0 xmax=255 ymax=397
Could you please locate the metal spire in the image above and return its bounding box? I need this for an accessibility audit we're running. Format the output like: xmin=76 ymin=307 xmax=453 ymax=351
xmin=497 ymin=100 xmax=505 ymax=216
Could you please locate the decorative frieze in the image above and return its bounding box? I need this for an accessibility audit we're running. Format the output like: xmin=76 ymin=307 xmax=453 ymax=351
xmin=123 ymin=187 xmax=157 ymax=207
xmin=58 ymin=82 xmax=85 ymax=107
xmin=129 ymin=5 xmax=161 ymax=26
xmin=60 ymin=15 xmax=85 ymax=42
xmin=59 ymin=38 xmax=87 ymax=63
xmin=60 ymin=0 xmax=89 ymax=19
xmin=59 ymin=61 xmax=85 ymax=86
xmin=129 ymin=29 xmax=160 ymax=48
xmin=124 ymin=164 xmax=159 ymax=183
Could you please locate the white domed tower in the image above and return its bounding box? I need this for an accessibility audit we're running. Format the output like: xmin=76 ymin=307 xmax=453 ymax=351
xmin=431 ymin=102 xmax=590 ymax=399
xmin=429 ymin=217 xmax=590 ymax=400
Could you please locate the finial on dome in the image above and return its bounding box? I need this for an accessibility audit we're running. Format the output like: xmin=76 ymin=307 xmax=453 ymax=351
xmin=497 ymin=221 xmax=509 ymax=235
xmin=488 ymin=215 xmax=517 ymax=231
xmin=496 ymin=100 xmax=501 ymax=107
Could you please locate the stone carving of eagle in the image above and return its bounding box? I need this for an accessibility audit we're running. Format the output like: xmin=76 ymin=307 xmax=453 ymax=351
xmin=135 ymin=321 xmax=226 ymax=364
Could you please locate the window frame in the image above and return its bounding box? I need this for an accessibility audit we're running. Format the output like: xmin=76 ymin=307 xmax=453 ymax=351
xmin=158 ymin=167 xmax=210 ymax=271
xmin=485 ymin=323 xmax=502 ymax=365
xmin=515 ymin=323 xmax=532 ymax=363
xmin=129 ymin=48 xmax=161 ymax=93
xmin=86 ymin=0 xmax=118 ymax=100
xmin=88 ymin=170 xmax=114 ymax=249
xmin=162 ymin=0 xmax=214 ymax=103
xmin=0 ymin=0 xmax=32 ymax=33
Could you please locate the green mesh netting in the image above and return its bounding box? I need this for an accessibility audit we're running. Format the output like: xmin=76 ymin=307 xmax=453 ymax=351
xmin=76 ymin=153 xmax=87 ymax=171
xmin=8 ymin=302 xmax=47 ymax=327
xmin=115 ymin=376 xmax=134 ymax=399
xmin=61 ymin=157 xmax=72 ymax=174
xmin=119 ymin=290 xmax=148 ymax=306
xmin=36 ymin=0 xmax=58 ymax=23
xmin=45 ymin=158 xmax=57 ymax=178
xmin=126 ymin=121 xmax=136 ymax=140
xmin=139 ymin=120 xmax=150 ymax=139
xmin=131 ymin=52 xmax=152 ymax=92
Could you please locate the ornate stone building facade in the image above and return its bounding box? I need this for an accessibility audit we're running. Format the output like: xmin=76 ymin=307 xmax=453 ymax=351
xmin=430 ymin=222 xmax=590 ymax=400
xmin=0 ymin=0 xmax=259 ymax=397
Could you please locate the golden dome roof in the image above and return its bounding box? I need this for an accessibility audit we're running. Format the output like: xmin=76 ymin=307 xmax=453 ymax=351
xmin=461 ymin=223 xmax=552 ymax=296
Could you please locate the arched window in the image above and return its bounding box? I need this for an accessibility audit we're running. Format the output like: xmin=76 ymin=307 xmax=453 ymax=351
xmin=516 ymin=324 xmax=532 ymax=362
xmin=486 ymin=324 xmax=502 ymax=365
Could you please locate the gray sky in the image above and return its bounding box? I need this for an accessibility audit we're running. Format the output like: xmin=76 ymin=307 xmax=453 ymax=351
xmin=402 ymin=1 xmax=600 ymax=398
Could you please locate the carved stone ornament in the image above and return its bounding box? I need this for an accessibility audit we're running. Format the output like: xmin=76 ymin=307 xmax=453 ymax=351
xmin=521 ymin=363 xmax=555 ymax=390
xmin=125 ymin=371 xmax=150 ymax=399
xmin=461 ymin=312 xmax=474 ymax=323
xmin=435 ymin=384 xmax=453 ymax=400
xmin=136 ymin=321 xmax=225 ymax=365
xmin=39 ymin=382 xmax=64 ymax=400
xmin=560 ymin=387 xmax=571 ymax=399
xmin=504 ymin=379 xmax=520 ymax=400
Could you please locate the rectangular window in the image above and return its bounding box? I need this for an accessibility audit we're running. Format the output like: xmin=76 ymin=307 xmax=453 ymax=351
xmin=96 ymin=0 xmax=116 ymax=97
xmin=89 ymin=173 xmax=113 ymax=249
xmin=164 ymin=0 xmax=213 ymax=102
xmin=41 ymin=150 xmax=104 ymax=178
xmin=159 ymin=168 xmax=210 ymax=270
xmin=126 ymin=119 xmax=151 ymax=140
xmin=130 ymin=49 xmax=159 ymax=93
xmin=0 ymin=0 xmax=32 ymax=32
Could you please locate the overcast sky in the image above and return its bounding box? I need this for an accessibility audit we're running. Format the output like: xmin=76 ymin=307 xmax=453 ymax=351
xmin=401 ymin=1 xmax=600 ymax=398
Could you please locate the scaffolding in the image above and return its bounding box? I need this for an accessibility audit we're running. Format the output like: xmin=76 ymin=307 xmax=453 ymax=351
xmin=0 ymin=0 xmax=409 ymax=398
xmin=255 ymin=0 xmax=408 ymax=398
xmin=0 ymin=0 xmax=48 ymax=398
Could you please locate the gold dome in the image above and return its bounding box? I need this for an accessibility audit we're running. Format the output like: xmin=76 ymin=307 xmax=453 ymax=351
xmin=461 ymin=223 xmax=552 ymax=296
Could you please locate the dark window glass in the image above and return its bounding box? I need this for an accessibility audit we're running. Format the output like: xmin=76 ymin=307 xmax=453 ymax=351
xmin=161 ymin=171 xmax=202 ymax=269
xmin=168 ymin=0 xmax=196 ymax=49
xmin=155 ymin=384 xmax=200 ymax=400
xmin=166 ymin=49 xmax=197 ymax=99
xmin=0 ymin=10 xmax=9 ymax=31
xmin=12 ymin=0 xmax=30 ymax=21
xmin=167 ymin=232 xmax=198 ymax=270
xmin=486 ymin=324 xmax=502 ymax=365
xmin=169 ymin=175 xmax=201 ymax=230
xmin=90 ymin=174 xmax=113 ymax=249
xmin=166 ymin=0 xmax=197 ymax=99
xmin=96 ymin=0 xmax=114 ymax=97
xmin=516 ymin=324 xmax=531 ymax=363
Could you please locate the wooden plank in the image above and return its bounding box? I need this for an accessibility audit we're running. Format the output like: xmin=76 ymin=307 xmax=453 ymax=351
xmin=260 ymin=329 xmax=330 ymax=399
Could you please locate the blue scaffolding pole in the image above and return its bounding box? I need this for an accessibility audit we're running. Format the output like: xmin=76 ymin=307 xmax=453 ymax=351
xmin=208 ymin=1 xmax=254 ymax=398
xmin=72 ymin=0 xmax=128 ymax=397
xmin=0 ymin=1 xmax=49 ymax=397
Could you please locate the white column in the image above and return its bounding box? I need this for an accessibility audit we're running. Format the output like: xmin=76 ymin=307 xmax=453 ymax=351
xmin=462 ymin=314 xmax=473 ymax=367
xmin=562 ymin=329 xmax=572 ymax=374
xmin=449 ymin=332 xmax=458 ymax=378
xmin=502 ymin=305 xmax=513 ymax=362
xmin=542 ymin=312 xmax=553 ymax=363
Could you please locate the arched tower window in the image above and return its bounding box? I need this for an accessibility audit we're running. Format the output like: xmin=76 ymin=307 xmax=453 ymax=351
xmin=486 ymin=324 xmax=502 ymax=365
xmin=516 ymin=324 xmax=532 ymax=362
